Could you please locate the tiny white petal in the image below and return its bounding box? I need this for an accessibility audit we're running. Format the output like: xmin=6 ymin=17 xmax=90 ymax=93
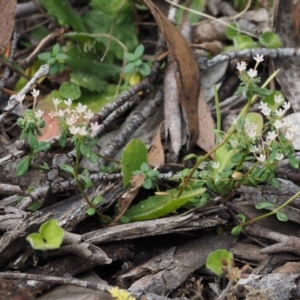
xmin=34 ymin=109 xmax=44 ymax=118
xmin=247 ymin=68 xmax=257 ymax=78
xmin=282 ymin=102 xmax=291 ymax=110
xmin=253 ymin=54 xmax=264 ymax=63
xmin=275 ymin=108 xmax=285 ymax=117
xmin=273 ymin=119 xmax=283 ymax=129
xmin=257 ymin=154 xmax=266 ymax=163
xmin=276 ymin=153 xmax=284 ymax=161
xmin=90 ymin=122 xmax=101 ymax=132
xmin=266 ymin=131 xmax=277 ymax=141
xmin=31 ymin=88 xmax=40 ymax=98
xmin=236 ymin=61 xmax=247 ymax=72
xmin=274 ymin=94 xmax=283 ymax=104
xmin=211 ymin=161 xmax=220 ymax=169
xmin=285 ymin=131 xmax=294 ymax=141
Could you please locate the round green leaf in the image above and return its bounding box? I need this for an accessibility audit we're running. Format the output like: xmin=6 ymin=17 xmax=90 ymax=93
xmin=125 ymin=53 xmax=136 ymax=62
xmin=259 ymin=31 xmax=282 ymax=48
xmin=55 ymin=53 xmax=68 ymax=61
xmin=231 ymin=225 xmax=243 ymax=236
xmin=26 ymin=219 xmax=64 ymax=250
xmin=121 ymin=139 xmax=148 ymax=187
xmin=38 ymin=52 xmax=51 ymax=61
xmin=225 ymin=22 xmax=239 ymax=40
xmin=59 ymin=82 xmax=81 ymax=100
xmin=233 ymin=35 xmax=257 ymax=50
xmin=87 ymin=207 xmax=96 ymax=216
xmin=47 ymin=57 xmax=56 ymax=65
xmin=255 ymin=201 xmax=275 ymax=210
xmin=139 ymin=63 xmax=151 ymax=76
xmin=16 ymin=156 xmax=31 ymax=177
xmin=206 ymin=249 xmax=233 ymax=276
xmin=124 ymin=62 xmax=135 ymax=73
xmin=276 ymin=211 xmax=288 ymax=222
xmin=134 ymin=44 xmax=144 ymax=58
xmin=93 ymin=196 xmax=103 ymax=205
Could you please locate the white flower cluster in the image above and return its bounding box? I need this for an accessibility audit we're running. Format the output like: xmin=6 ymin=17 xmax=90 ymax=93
xmin=236 ymin=54 xmax=264 ymax=77
xmin=38 ymin=95 xmax=100 ymax=137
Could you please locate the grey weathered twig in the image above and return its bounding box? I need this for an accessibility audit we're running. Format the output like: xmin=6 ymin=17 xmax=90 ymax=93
xmin=198 ymin=48 xmax=300 ymax=70
xmin=0 ymin=64 xmax=49 ymax=124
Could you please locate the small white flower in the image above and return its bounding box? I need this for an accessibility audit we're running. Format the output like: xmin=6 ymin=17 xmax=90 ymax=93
xmin=273 ymin=119 xmax=283 ymax=129
xmin=49 ymin=111 xmax=56 ymax=118
xmin=261 ymin=107 xmax=271 ymax=116
xmin=274 ymin=94 xmax=283 ymax=104
xmin=57 ymin=109 xmax=65 ymax=117
xmin=64 ymin=98 xmax=73 ymax=107
xmin=249 ymin=145 xmax=258 ymax=153
xmin=34 ymin=109 xmax=44 ymax=118
xmin=31 ymin=88 xmax=40 ymax=98
xmin=53 ymin=98 xmax=61 ymax=108
xmin=76 ymin=103 xmax=87 ymax=114
xmin=211 ymin=161 xmax=220 ymax=169
xmin=66 ymin=116 xmax=77 ymax=126
xmin=90 ymin=122 xmax=101 ymax=132
xmin=282 ymin=102 xmax=291 ymax=110
xmin=283 ymin=119 xmax=292 ymax=127
xmin=236 ymin=61 xmax=247 ymax=72
xmin=69 ymin=125 xmax=78 ymax=135
xmin=257 ymin=154 xmax=266 ymax=163
xmin=288 ymin=124 xmax=298 ymax=133
xmin=275 ymin=153 xmax=284 ymax=161
xmin=258 ymin=102 xmax=269 ymax=111
xmin=253 ymin=54 xmax=264 ymax=63
xmin=266 ymin=131 xmax=277 ymax=141
xmin=198 ymin=161 xmax=207 ymax=169
xmin=275 ymin=108 xmax=285 ymax=117
xmin=77 ymin=127 xmax=88 ymax=136
xmin=247 ymin=68 xmax=257 ymax=78
xmin=246 ymin=128 xmax=257 ymax=138
xmin=285 ymin=131 xmax=294 ymax=141
xmin=84 ymin=109 xmax=94 ymax=120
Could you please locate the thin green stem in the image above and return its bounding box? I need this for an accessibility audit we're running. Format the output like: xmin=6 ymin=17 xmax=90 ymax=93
xmin=214 ymin=85 xmax=222 ymax=143
xmin=241 ymin=188 xmax=300 ymax=227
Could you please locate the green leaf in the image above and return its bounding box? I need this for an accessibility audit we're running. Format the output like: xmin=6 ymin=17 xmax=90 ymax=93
xmin=38 ymin=52 xmax=51 ymax=61
xmin=233 ymin=35 xmax=257 ymax=50
xmin=124 ymin=62 xmax=136 ymax=73
xmin=139 ymin=63 xmax=151 ymax=76
xmin=231 ymin=152 xmax=244 ymax=163
xmin=61 ymin=164 xmax=75 ymax=175
xmin=255 ymin=202 xmax=275 ymax=210
xmin=231 ymin=225 xmax=243 ymax=236
xmin=184 ymin=153 xmax=198 ymax=161
xmin=28 ymin=201 xmax=42 ymax=212
xmin=134 ymin=44 xmax=144 ymax=57
xmin=237 ymin=213 xmax=246 ymax=222
xmin=225 ymin=22 xmax=240 ymax=40
xmin=87 ymin=207 xmax=96 ymax=216
xmin=93 ymin=196 xmax=103 ymax=205
xmin=245 ymin=112 xmax=264 ymax=135
xmin=256 ymin=87 xmax=273 ymax=97
xmin=79 ymin=174 xmax=93 ymax=188
xmin=37 ymin=141 xmax=51 ymax=152
xmin=206 ymin=249 xmax=233 ymax=276
xmin=276 ymin=211 xmax=288 ymax=222
xmin=289 ymin=156 xmax=299 ymax=169
xmin=143 ymin=178 xmax=153 ymax=189
xmin=47 ymin=57 xmax=56 ymax=65
xmin=121 ymin=139 xmax=148 ymax=187
xmin=59 ymin=82 xmax=81 ymax=100
xmin=52 ymin=43 xmax=60 ymax=56
xmin=28 ymin=132 xmax=39 ymax=150
xmin=26 ymin=219 xmax=64 ymax=250
xmin=55 ymin=53 xmax=68 ymax=62
xmin=123 ymin=187 xmax=206 ymax=221
xmin=16 ymin=156 xmax=31 ymax=177
xmin=49 ymin=64 xmax=59 ymax=75
xmin=70 ymin=71 xmax=107 ymax=93
xmin=120 ymin=216 xmax=130 ymax=223
xmin=125 ymin=52 xmax=137 ymax=62
xmin=40 ymin=0 xmax=87 ymax=32
xmin=269 ymin=177 xmax=280 ymax=189
xmin=259 ymin=31 xmax=282 ymax=48
xmin=175 ymin=0 xmax=206 ymax=23
xmin=140 ymin=162 xmax=149 ymax=172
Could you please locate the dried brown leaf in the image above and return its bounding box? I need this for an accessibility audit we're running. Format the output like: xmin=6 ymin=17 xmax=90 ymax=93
xmin=148 ymin=121 xmax=165 ymax=166
xmin=197 ymin=88 xmax=215 ymax=154
xmin=0 ymin=0 xmax=16 ymax=55
xmin=110 ymin=173 xmax=145 ymax=225
xmin=143 ymin=0 xmax=200 ymax=149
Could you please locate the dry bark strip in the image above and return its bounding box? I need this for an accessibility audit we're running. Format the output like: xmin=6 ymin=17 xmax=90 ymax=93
xmin=119 ymin=233 xmax=236 ymax=295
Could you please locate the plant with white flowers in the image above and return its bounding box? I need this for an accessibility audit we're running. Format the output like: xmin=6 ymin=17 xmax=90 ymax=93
xmin=179 ymin=54 xmax=299 ymax=220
